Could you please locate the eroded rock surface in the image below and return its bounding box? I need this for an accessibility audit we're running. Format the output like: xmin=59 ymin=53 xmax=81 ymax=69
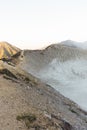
xmin=0 ymin=61 xmax=87 ymax=130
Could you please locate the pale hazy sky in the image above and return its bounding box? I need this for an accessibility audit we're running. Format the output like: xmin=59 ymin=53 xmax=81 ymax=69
xmin=0 ymin=0 xmax=87 ymax=49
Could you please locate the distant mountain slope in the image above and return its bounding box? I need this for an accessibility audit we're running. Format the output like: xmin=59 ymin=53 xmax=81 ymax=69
xmin=16 ymin=43 xmax=87 ymax=72
xmin=0 ymin=42 xmax=20 ymax=59
xmin=60 ymin=40 xmax=87 ymax=49
xmin=12 ymin=42 xmax=87 ymax=111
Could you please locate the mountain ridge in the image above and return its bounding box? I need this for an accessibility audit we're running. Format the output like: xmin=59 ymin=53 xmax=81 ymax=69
xmin=13 ymin=41 xmax=87 ymax=111
xmin=0 ymin=41 xmax=20 ymax=59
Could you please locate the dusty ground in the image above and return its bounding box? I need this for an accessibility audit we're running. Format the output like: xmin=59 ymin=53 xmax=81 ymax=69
xmin=0 ymin=61 xmax=87 ymax=130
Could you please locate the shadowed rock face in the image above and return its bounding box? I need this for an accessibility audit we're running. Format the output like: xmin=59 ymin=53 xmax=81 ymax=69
xmin=0 ymin=68 xmax=17 ymax=79
xmin=0 ymin=42 xmax=20 ymax=59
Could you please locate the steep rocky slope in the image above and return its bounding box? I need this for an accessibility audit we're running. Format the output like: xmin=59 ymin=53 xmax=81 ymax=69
xmin=0 ymin=42 xmax=20 ymax=59
xmin=11 ymin=43 xmax=87 ymax=110
xmin=1 ymin=42 xmax=87 ymax=129
xmin=0 ymin=61 xmax=87 ymax=130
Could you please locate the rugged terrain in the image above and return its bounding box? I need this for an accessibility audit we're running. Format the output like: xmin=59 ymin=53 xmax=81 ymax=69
xmin=14 ymin=43 xmax=87 ymax=111
xmin=0 ymin=41 xmax=87 ymax=129
xmin=0 ymin=42 xmax=20 ymax=59
xmin=1 ymin=60 xmax=87 ymax=130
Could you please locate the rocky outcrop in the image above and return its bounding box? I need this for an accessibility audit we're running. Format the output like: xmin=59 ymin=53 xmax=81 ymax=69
xmin=0 ymin=42 xmax=20 ymax=59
